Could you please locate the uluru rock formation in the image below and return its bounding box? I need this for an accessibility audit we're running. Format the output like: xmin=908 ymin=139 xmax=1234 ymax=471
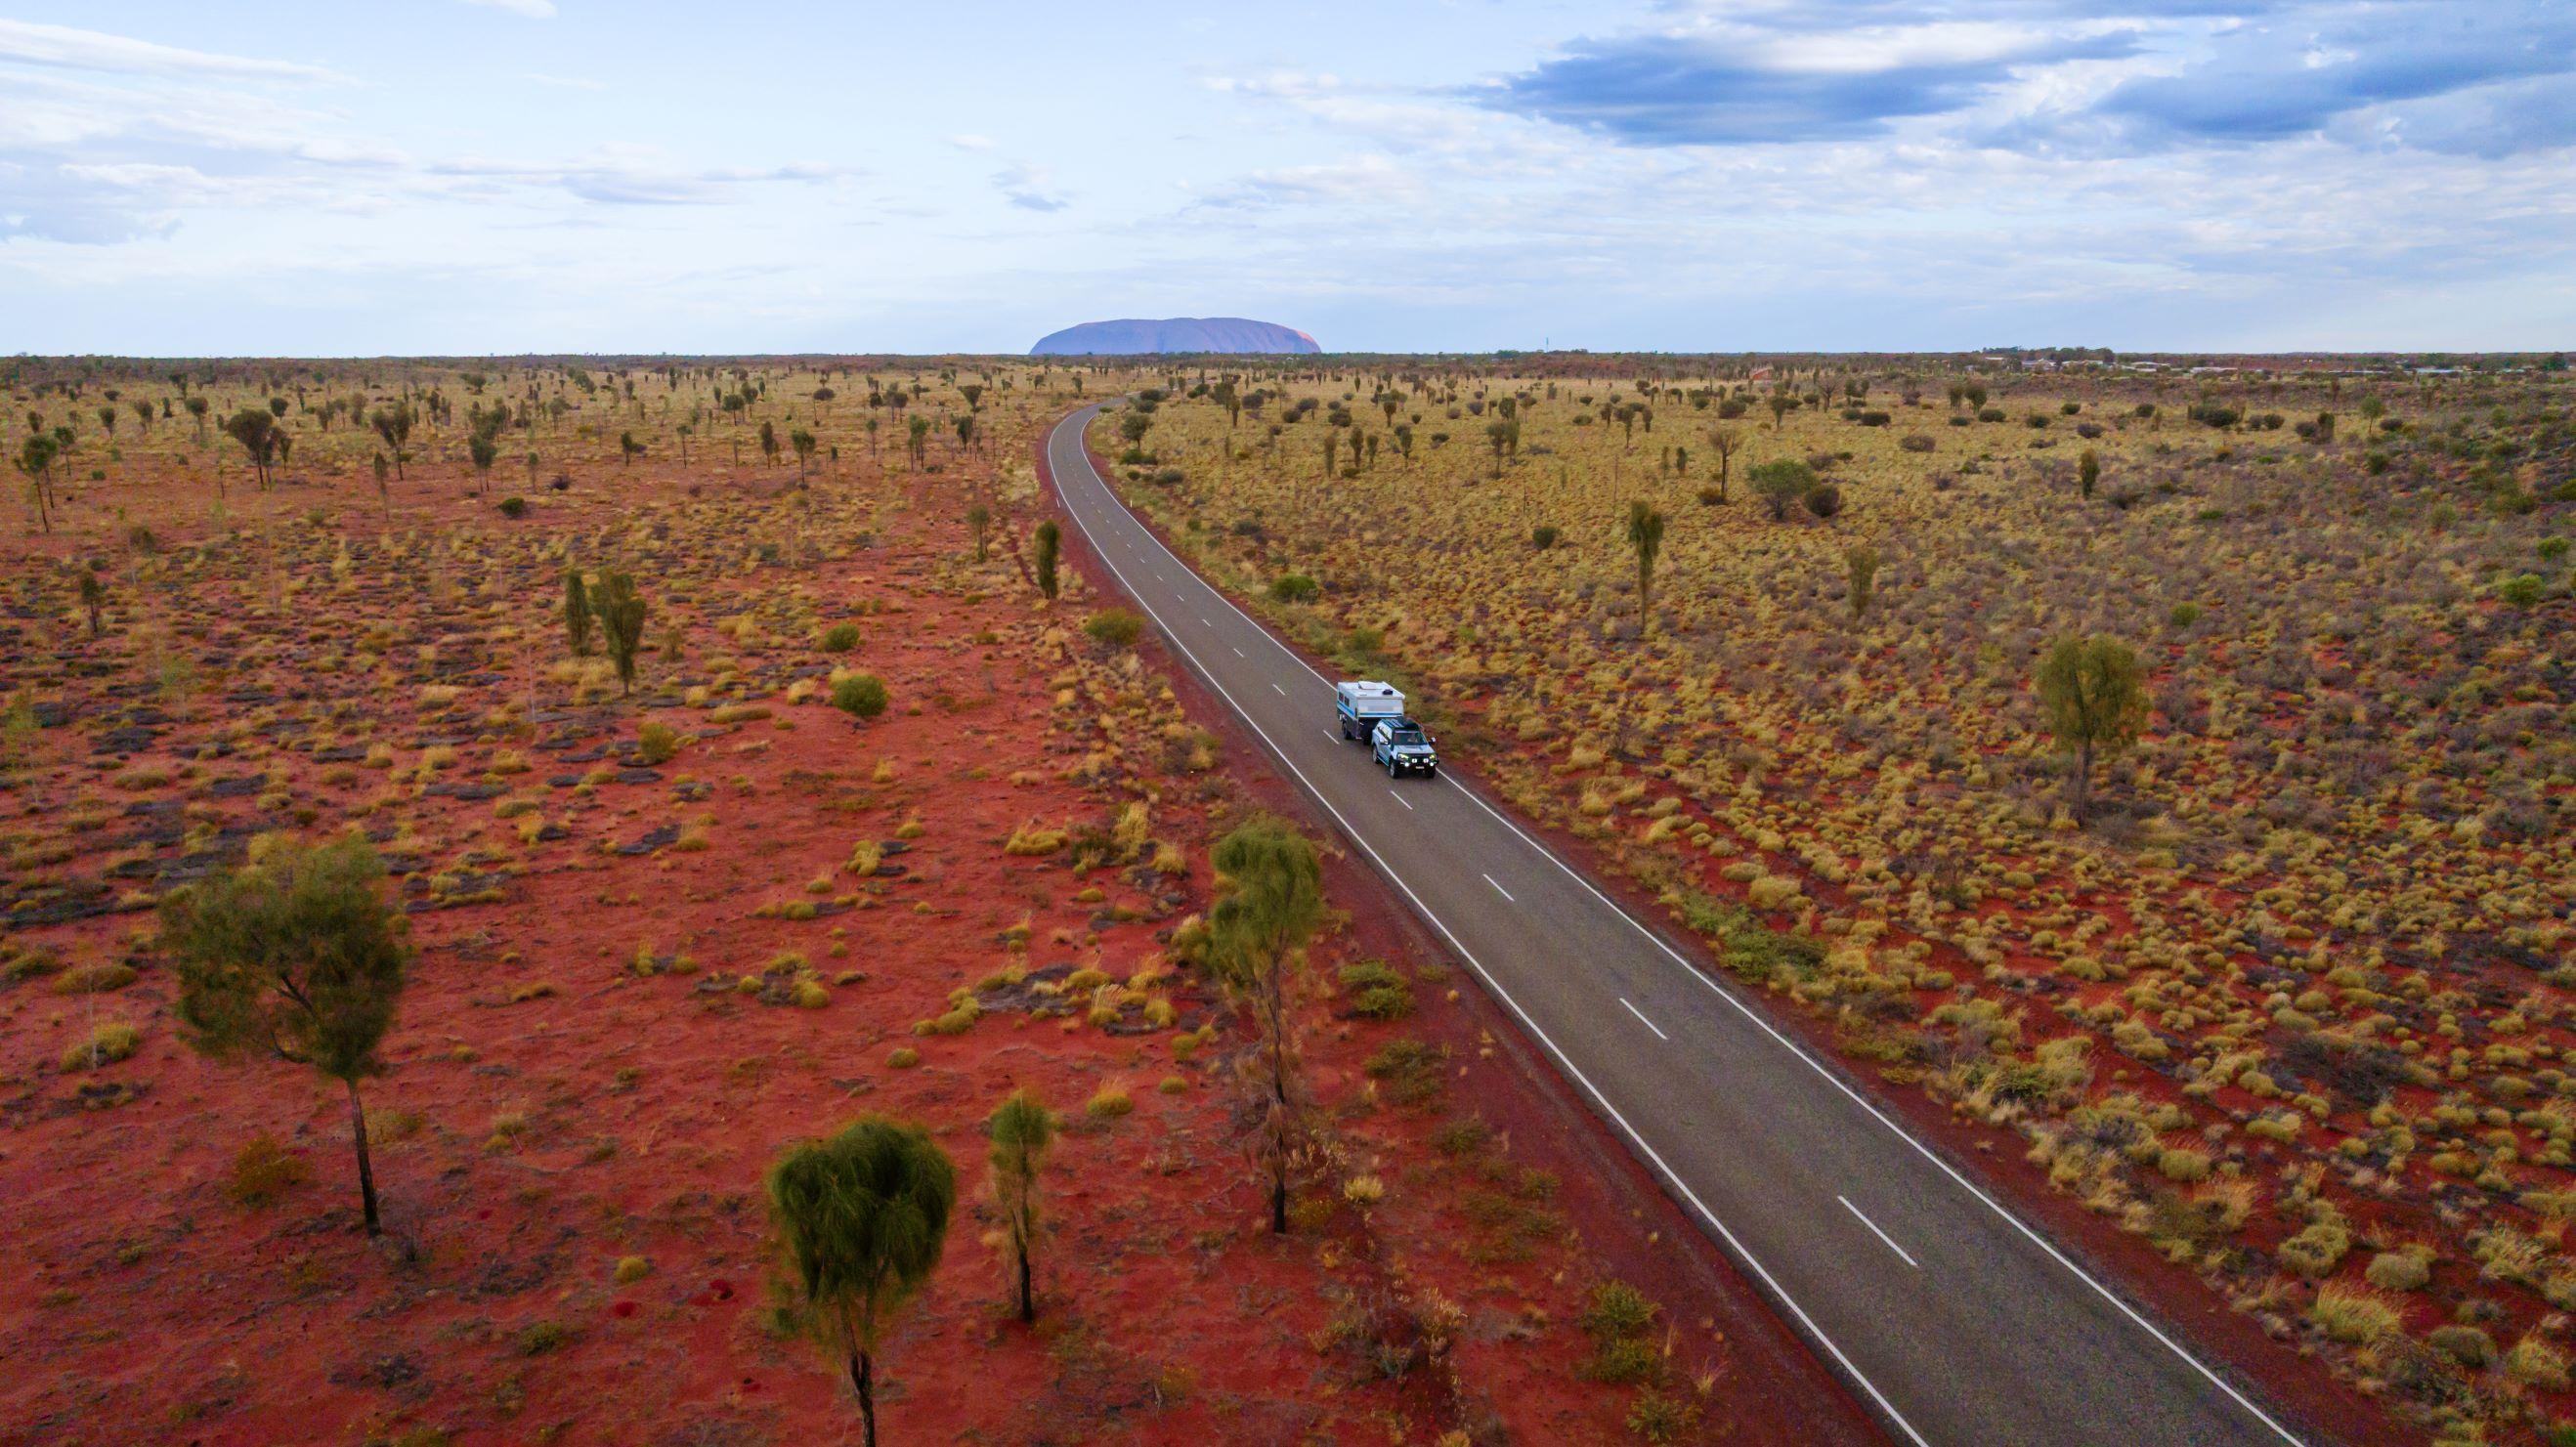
xmin=1029 ymin=317 xmax=1320 ymax=356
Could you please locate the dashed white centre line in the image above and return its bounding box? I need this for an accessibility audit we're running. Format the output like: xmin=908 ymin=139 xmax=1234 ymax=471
xmin=1272 ymin=683 xmax=1287 ymax=695
xmin=1232 ymin=646 xmax=1244 ymax=657
xmin=1839 ymin=1196 xmax=1920 ymax=1269
xmin=1619 ymin=997 xmax=1668 ymax=1040
xmin=1482 ymin=873 xmax=1515 ymax=902
xmin=1389 ymin=788 xmax=1413 ymax=810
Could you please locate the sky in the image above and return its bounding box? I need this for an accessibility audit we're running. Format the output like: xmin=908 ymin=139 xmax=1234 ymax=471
xmin=1 ymin=0 xmax=2571 ymax=357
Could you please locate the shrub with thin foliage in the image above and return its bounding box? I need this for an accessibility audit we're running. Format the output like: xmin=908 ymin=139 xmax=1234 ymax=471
xmin=162 ymin=835 xmax=410 ymax=1235
xmin=766 ymin=1117 xmax=956 ymax=1447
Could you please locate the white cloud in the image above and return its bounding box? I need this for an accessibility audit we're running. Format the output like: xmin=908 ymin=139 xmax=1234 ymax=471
xmin=947 ymin=133 xmax=998 ymax=151
xmin=0 ymin=19 xmax=342 ymax=82
xmin=460 ymin=0 xmax=558 ymax=17
xmin=991 ymin=161 xmax=1068 ymax=212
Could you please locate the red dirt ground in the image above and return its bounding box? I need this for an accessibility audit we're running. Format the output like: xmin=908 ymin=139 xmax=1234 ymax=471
xmin=0 ymin=395 xmax=1873 ymax=1446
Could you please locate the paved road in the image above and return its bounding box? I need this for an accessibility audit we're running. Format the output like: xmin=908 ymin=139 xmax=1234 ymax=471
xmin=1046 ymin=404 xmax=2304 ymax=1447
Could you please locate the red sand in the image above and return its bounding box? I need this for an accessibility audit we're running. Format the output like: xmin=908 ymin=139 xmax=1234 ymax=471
xmin=1 ymin=396 xmax=1870 ymax=1446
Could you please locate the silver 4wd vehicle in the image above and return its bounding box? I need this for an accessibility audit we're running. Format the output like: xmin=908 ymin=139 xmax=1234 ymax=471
xmin=1371 ymin=716 xmax=1438 ymax=779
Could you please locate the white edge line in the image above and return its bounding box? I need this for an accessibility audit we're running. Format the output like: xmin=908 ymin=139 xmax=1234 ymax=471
xmin=1047 ymin=409 xmax=1932 ymax=1447
xmin=1839 ymin=1195 xmax=1920 ymax=1270
xmin=1619 ymin=996 xmax=1669 ymax=1042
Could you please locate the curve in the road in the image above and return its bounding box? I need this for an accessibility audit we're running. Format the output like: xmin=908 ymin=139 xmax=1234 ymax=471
xmin=1042 ymin=402 xmax=2305 ymax=1447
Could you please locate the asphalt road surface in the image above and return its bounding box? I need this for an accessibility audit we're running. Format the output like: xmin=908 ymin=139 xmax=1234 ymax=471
xmin=1046 ymin=403 xmax=2303 ymax=1447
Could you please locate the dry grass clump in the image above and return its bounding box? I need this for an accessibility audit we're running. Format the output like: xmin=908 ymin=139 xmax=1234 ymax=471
xmin=60 ymin=1020 xmax=140 ymax=1071
xmin=227 ymin=1133 xmax=309 ymax=1207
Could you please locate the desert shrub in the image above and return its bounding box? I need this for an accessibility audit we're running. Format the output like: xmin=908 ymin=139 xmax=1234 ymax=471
xmin=1978 ymin=407 xmax=2006 ymax=422
xmin=1899 ymin=433 xmax=1934 ymax=452
xmin=1084 ymin=608 xmax=1145 ymax=647
xmin=1085 ymin=1082 xmax=1133 ymax=1118
xmin=1531 ymin=525 xmax=1560 ymax=549
xmin=1269 ymin=574 xmax=1320 ymax=603
xmin=1803 ymin=483 xmax=1842 ymax=519
xmin=517 ymin=1321 xmax=574 ymax=1356
xmin=1581 ymin=1281 xmax=1660 ymax=1340
xmin=2279 ymin=1217 xmax=2351 ymax=1278
xmin=833 ymin=673 xmax=889 ymax=718
xmin=2498 ymin=574 xmax=2546 ymax=608
xmin=2510 ymin=1337 xmax=2571 ymax=1390
xmin=820 ymin=622 xmax=861 ymax=651
xmin=2156 ymin=1146 xmax=2211 ymax=1182
xmin=1363 ymin=1038 xmax=1448 ymax=1106
xmin=1338 ymin=959 xmax=1415 ymax=1020
xmin=1626 ymin=1391 xmax=1701 ymax=1443
xmin=1748 ymin=459 xmax=1816 ymax=521
xmin=2308 ymin=1283 xmax=2399 ymax=1344
xmin=1433 ymin=1116 xmax=1492 ymax=1157
xmin=52 ymin=961 xmax=137 ymax=995
xmin=60 ymin=1020 xmax=139 ymax=1071
xmin=614 ymin=1255 xmax=652 ymax=1285
xmin=2365 ymin=1250 xmax=2432 ymax=1292
xmin=635 ymin=721 xmax=680 ymax=765
xmin=496 ymin=496 xmax=528 ymax=518
xmin=2427 ymin=1325 xmax=2494 ymax=1367
xmin=1583 ymin=1337 xmax=1662 ymax=1385
xmin=228 ymin=1133 xmax=310 ymax=1207
xmin=2168 ymin=603 xmax=2203 ymax=628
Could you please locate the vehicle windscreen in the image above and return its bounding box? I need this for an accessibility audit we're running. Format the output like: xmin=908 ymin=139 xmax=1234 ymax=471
xmin=1387 ymin=726 xmax=1425 ymax=745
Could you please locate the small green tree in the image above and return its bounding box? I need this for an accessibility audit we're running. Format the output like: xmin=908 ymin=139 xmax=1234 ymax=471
xmin=1626 ymin=501 xmax=1664 ymax=626
xmin=589 ymin=571 xmax=648 ymax=696
xmin=1034 ymin=521 xmax=1060 ymax=601
xmin=1749 ymin=458 xmax=1816 ymax=521
xmin=78 ymin=571 xmax=107 ymax=637
xmin=987 ymin=1089 xmax=1054 ymax=1324
xmin=619 ymin=431 xmax=644 ymax=466
xmin=160 ymin=834 xmax=412 ymax=1235
xmin=1844 ymin=544 xmax=1881 ymax=619
xmin=563 ymin=569 xmax=594 ymax=657
xmin=16 ymin=433 xmax=59 ymax=533
xmin=2079 ymin=448 xmax=2100 ymax=499
xmin=1207 ymin=816 xmax=1325 ymax=1234
xmin=767 ymin=1117 xmax=956 ymax=1447
xmin=791 ymin=428 xmax=818 ymax=479
xmin=2037 ymin=635 xmax=2147 ymax=815
xmin=222 ymin=408 xmax=287 ymax=489
xmin=965 ymin=503 xmax=991 ymax=562
xmin=368 ymin=404 xmax=412 ymax=480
